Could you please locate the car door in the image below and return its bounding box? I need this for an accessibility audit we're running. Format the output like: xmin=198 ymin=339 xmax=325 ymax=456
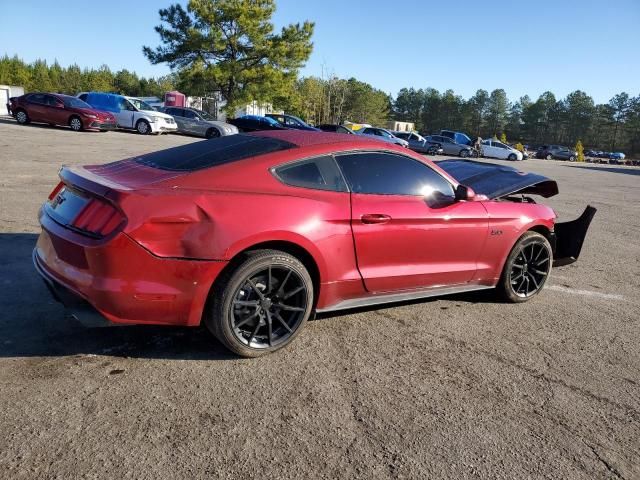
xmin=491 ymin=141 xmax=509 ymax=159
xmin=482 ymin=139 xmax=496 ymax=158
xmin=44 ymin=95 xmax=66 ymax=125
xmin=115 ymin=97 xmax=135 ymax=128
xmin=335 ymin=151 xmax=489 ymax=293
xmin=26 ymin=93 xmax=47 ymax=121
xmin=440 ymin=137 xmax=457 ymax=155
xmin=182 ymin=109 xmax=201 ymax=134
xmin=166 ymin=108 xmax=186 ymax=132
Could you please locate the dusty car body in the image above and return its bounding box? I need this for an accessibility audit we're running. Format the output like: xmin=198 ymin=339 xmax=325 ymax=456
xmin=33 ymin=132 xmax=595 ymax=357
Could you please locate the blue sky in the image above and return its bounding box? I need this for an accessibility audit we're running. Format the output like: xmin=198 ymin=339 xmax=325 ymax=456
xmin=2 ymin=0 xmax=639 ymax=103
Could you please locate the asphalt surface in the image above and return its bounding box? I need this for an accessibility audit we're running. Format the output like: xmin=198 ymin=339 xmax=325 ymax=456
xmin=0 ymin=118 xmax=639 ymax=479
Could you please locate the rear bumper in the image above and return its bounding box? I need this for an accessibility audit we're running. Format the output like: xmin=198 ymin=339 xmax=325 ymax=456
xmin=553 ymin=205 xmax=597 ymax=267
xmin=34 ymin=212 xmax=228 ymax=326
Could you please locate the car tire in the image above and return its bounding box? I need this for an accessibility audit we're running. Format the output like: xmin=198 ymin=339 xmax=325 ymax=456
xmin=69 ymin=116 xmax=83 ymax=132
xmin=460 ymin=149 xmax=470 ymax=158
xmin=205 ymin=249 xmax=314 ymax=357
xmin=545 ymin=154 xmax=553 ymax=160
xmin=205 ymin=128 xmax=220 ymax=139
xmin=497 ymin=231 xmax=552 ymax=303
xmin=15 ymin=109 xmax=29 ymax=125
xmin=136 ymin=119 xmax=151 ymax=135
xmin=508 ymin=153 xmax=517 ymax=161
xmin=569 ymin=156 xmax=576 ymax=162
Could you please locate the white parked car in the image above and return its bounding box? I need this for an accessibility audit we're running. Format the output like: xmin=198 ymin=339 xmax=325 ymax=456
xmin=77 ymin=92 xmax=178 ymax=135
xmin=481 ymin=139 xmax=523 ymax=161
xmin=356 ymin=127 xmax=409 ymax=148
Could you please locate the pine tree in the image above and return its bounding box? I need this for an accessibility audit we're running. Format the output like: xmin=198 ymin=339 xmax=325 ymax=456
xmin=500 ymin=132 xmax=507 ymax=143
xmin=575 ymin=140 xmax=585 ymax=162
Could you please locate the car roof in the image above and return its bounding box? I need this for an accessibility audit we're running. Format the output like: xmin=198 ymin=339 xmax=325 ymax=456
xmin=248 ymin=130 xmax=405 ymax=149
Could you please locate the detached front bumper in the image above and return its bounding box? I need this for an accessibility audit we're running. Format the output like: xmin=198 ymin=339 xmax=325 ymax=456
xmin=150 ymin=121 xmax=178 ymax=133
xmin=89 ymin=120 xmax=117 ymax=131
xmin=553 ymin=205 xmax=597 ymax=267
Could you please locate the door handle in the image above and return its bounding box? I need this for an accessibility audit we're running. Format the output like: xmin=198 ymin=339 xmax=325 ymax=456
xmin=361 ymin=214 xmax=391 ymax=224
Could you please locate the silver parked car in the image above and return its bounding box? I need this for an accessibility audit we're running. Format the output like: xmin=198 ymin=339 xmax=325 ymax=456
xmin=392 ymin=131 xmax=443 ymax=155
xmin=425 ymin=134 xmax=474 ymax=157
xmin=161 ymin=106 xmax=238 ymax=138
xmin=356 ymin=127 xmax=409 ymax=148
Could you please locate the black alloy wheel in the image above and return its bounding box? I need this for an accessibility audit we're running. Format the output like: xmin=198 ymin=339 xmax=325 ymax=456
xmin=207 ymin=250 xmax=313 ymax=357
xmin=498 ymin=232 xmax=552 ymax=302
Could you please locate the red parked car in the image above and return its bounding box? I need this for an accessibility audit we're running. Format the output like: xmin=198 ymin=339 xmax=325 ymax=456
xmin=10 ymin=93 xmax=116 ymax=132
xmin=33 ymin=131 xmax=595 ymax=357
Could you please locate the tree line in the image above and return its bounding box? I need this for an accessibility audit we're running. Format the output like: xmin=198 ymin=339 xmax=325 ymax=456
xmin=393 ymin=87 xmax=640 ymax=154
xmin=0 ymin=55 xmax=176 ymax=99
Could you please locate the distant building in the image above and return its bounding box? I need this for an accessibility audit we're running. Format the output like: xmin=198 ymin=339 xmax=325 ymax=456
xmin=1 ymin=85 xmax=25 ymax=115
xmin=387 ymin=120 xmax=415 ymax=132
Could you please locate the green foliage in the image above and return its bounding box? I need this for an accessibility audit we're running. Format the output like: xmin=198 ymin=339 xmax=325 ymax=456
xmin=0 ymin=55 xmax=174 ymax=98
xmin=514 ymin=142 xmax=524 ymax=152
xmin=143 ymin=0 xmax=314 ymax=114
xmin=575 ymin=140 xmax=585 ymax=162
xmin=500 ymin=132 xmax=507 ymax=143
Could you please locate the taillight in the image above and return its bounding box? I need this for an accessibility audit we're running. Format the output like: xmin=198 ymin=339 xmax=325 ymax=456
xmin=48 ymin=181 xmax=65 ymax=200
xmin=71 ymin=198 xmax=125 ymax=237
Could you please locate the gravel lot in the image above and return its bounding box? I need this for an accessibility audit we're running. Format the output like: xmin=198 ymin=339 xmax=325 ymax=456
xmin=1 ymin=118 xmax=639 ymax=479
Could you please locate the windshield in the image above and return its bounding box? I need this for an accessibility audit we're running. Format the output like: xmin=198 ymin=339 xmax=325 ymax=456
xmin=194 ymin=109 xmax=216 ymax=121
xmin=263 ymin=117 xmax=282 ymax=127
xmin=63 ymin=97 xmax=93 ymax=109
xmin=128 ymin=98 xmax=154 ymax=111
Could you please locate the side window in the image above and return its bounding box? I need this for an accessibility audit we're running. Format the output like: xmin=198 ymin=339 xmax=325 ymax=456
xmin=78 ymin=94 xmax=88 ymax=101
xmin=362 ymin=128 xmax=373 ymax=135
xmin=274 ymin=156 xmax=347 ymax=192
xmin=45 ymin=95 xmax=60 ymax=106
xmin=183 ymin=109 xmax=197 ymax=119
xmin=335 ymin=152 xmax=455 ymax=198
xmin=29 ymin=93 xmax=46 ymax=104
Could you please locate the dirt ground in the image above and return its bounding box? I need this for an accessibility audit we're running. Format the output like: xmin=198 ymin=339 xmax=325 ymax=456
xmin=0 ymin=118 xmax=638 ymax=480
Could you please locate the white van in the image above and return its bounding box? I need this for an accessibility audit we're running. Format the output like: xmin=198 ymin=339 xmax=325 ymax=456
xmin=77 ymin=92 xmax=177 ymax=135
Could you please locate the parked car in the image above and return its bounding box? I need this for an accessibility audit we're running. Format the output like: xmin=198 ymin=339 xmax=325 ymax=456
xmin=536 ymin=145 xmax=577 ymax=161
xmin=33 ymin=131 xmax=596 ymax=357
xmin=228 ymin=115 xmax=288 ymax=132
xmin=439 ymin=130 xmax=473 ymax=146
xmin=9 ymin=93 xmax=116 ymax=132
xmin=266 ymin=113 xmax=320 ymax=131
xmin=393 ymin=131 xmax=442 ymax=155
xmin=77 ymin=92 xmax=177 ymax=135
xmin=425 ymin=135 xmax=474 ymax=157
xmin=356 ymin=127 xmax=409 ymax=147
xmin=481 ymin=139 xmax=524 ymax=161
xmin=160 ymin=106 xmax=238 ymax=138
xmin=317 ymin=124 xmax=355 ymax=134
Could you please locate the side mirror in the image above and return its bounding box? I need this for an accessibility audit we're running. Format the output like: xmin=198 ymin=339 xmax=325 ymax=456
xmin=455 ymin=184 xmax=476 ymax=201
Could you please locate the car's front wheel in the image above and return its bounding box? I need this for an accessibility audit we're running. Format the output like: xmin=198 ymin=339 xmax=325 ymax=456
xmin=15 ymin=110 xmax=29 ymax=125
xmin=69 ymin=116 xmax=83 ymax=132
xmin=136 ymin=119 xmax=151 ymax=135
xmin=508 ymin=153 xmax=517 ymax=161
xmin=497 ymin=232 xmax=552 ymax=303
xmin=460 ymin=149 xmax=470 ymax=158
xmin=569 ymin=155 xmax=576 ymax=162
xmin=206 ymin=249 xmax=314 ymax=357
xmin=546 ymin=154 xmax=553 ymax=160
xmin=205 ymin=127 xmax=220 ymax=139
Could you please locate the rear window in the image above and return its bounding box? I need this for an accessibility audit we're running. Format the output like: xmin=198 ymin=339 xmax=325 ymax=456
xmin=135 ymin=134 xmax=296 ymax=172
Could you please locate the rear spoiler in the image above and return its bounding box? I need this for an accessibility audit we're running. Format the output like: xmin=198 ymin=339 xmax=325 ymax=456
xmin=553 ymin=206 xmax=597 ymax=267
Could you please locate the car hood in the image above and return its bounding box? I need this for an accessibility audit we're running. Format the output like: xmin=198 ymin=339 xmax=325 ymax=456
xmin=75 ymin=107 xmax=114 ymax=118
xmin=436 ymin=159 xmax=559 ymax=199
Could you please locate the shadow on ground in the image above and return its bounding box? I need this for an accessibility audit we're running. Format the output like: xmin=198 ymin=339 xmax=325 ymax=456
xmin=0 ymin=233 xmax=499 ymax=360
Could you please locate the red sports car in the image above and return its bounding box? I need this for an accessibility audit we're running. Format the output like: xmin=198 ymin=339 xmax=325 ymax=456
xmin=33 ymin=131 xmax=595 ymax=357
xmin=10 ymin=93 xmax=116 ymax=131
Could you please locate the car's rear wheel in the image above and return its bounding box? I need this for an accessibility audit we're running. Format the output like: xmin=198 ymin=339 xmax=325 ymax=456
xmin=15 ymin=110 xmax=29 ymax=125
xmin=497 ymin=232 xmax=552 ymax=303
xmin=69 ymin=116 xmax=83 ymax=132
xmin=205 ymin=128 xmax=220 ymax=139
xmin=545 ymin=154 xmax=553 ymax=160
xmin=206 ymin=250 xmax=314 ymax=357
xmin=136 ymin=119 xmax=151 ymax=135
xmin=508 ymin=153 xmax=517 ymax=161
xmin=569 ymin=155 xmax=576 ymax=162
xmin=460 ymin=149 xmax=470 ymax=158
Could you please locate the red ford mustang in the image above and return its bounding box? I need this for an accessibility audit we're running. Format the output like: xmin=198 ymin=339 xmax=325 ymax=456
xmin=10 ymin=93 xmax=116 ymax=132
xmin=33 ymin=131 xmax=595 ymax=356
